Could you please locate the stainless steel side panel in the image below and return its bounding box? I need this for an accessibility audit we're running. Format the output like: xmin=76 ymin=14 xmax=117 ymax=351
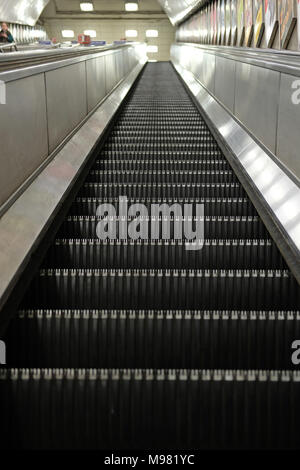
xmin=215 ymin=56 xmax=236 ymax=113
xmin=46 ymin=62 xmax=88 ymax=153
xmin=191 ymin=48 xmax=204 ymax=82
xmin=0 ymin=60 xmax=146 ymax=317
xmin=203 ymin=52 xmax=216 ymax=94
xmin=173 ymin=62 xmax=300 ymax=281
xmin=117 ymin=51 xmax=125 ymax=85
xmin=0 ymin=74 xmax=48 ymax=207
xmin=234 ymin=62 xmax=280 ymax=154
xmin=86 ymin=55 xmax=106 ymax=113
xmin=105 ymin=53 xmax=116 ymax=93
xmin=171 ymin=43 xmax=300 ymax=181
xmin=277 ymin=73 xmax=300 ymax=178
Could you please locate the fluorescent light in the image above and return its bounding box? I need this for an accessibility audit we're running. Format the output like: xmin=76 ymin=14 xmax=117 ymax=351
xmin=147 ymin=45 xmax=158 ymax=53
xmin=146 ymin=29 xmax=158 ymax=37
xmin=125 ymin=2 xmax=138 ymax=11
xmin=80 ymin=2 xmax=94 ymax=11
xmin=125 ymin=29 xmax=138 ymax=37
xmin=84 ymin=29 xmax=96 ymax=37
xmin=62 ymin=30 xmax=74 ymax=38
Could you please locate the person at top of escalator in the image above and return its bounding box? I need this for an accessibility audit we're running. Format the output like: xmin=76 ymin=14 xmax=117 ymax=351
xmin=0 ymin=23 xmax=14 ymax=43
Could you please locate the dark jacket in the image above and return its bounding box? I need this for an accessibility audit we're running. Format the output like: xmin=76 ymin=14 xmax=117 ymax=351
xmin=0 ymin=30 xmax=14 ymax=43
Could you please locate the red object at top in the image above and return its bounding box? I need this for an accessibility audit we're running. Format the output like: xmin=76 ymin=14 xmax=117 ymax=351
xmin=78 ymin=34 xmax=91 ymax=45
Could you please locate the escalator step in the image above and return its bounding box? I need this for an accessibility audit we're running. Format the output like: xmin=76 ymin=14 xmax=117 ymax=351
xmin=98 ymin=150 xmax=223 ymax=159
xmin=5 ymin=310 xmax=299 ymax=369
xmin=3 ymin=61 xmax=300 ymax=452
xmin=21 ymin=268 xmax=299 ymax=310
xmin=93 ymin=159 xmax=231 ymax=171
xmin=1 ymin=369 xmax=300 ymax=450
xmin=71 ymin=197 xmax=256 ymax=216
xmin=57 ymin=215 xmax=269 ymax=239
xmin=85 ymin=170 xmax=237 ymax=184
xmin=79 ymin=183 xmax=245 ymax=198
xmin=43 ymin=239 xmax=285 ymax=269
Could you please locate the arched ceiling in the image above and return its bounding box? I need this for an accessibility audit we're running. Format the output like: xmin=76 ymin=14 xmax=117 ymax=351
xmin=0 ymin=0 xmax=50 ymax=26
xmin=0 ymin=0 xmax=198 ymax=26
xmin=157 ymin=0 xmax=204 ymax=25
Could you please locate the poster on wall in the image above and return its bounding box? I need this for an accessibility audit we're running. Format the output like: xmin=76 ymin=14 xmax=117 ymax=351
xmin=213 ymin=1 xmax=217 ymax=43
xmin=231 ymin=0 xmax=238 ymax=44
xmin=191 ymin=14 xmax=197 ymax=42
xmin=210 ymin=4 xmax=214 ymax=42
xmin=216 ymin=0 xmax=220 ymax=43
xmin=196 ymin=11 xmax=201 ymax=42
xmin=225 ymin=0 xmax=232 ymax=44
xmin=245 ymin=0 xmax=254 ymax=45
xmin=199 ymin=11 xmax=203 ymax=42
xmin=253 ymin=0 xmax=265 ymax=46
xmin=220 ymin=0 xmax=226 ymax=43
xmin=208 ymin=5 xmax=214 ymax=44
xmin=237 ymin=0 xmax=245 ymax=45
xmin=265 ymin=0 xmax=278 ymax=46
xmin=204 ymin=7 xmax=209 ymax=43
xmin=279 ymin=0 xmax=297 ymax=48
xmin=298 ymin=0 xmax=300 ymax=49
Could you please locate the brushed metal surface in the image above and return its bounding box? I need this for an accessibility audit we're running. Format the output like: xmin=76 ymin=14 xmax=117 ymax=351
xmin=203 ymin=52 xmax=216 ymax=93
xmin=0 ymin=73 xmax=48 ymax=207
xmin=277 ymin=73 xmax=300 ymax=179
xmin=0 ymin=0 xmax=50 ymax=26
xmin=0 ymin=44 xmax=146 ymax=216
xmin=116 ymin=51 xmax=125 ymax=85
xmin=174 ymin=42 xmax=300 ymax=78
xmin=173 ymin=61 xmax=300 ymax=281
xmin=86 ymin=55 xmax=106 ymax=113
xmin=214 ymin=55 xmax=236 ymax=112
xmin=234 ymin=61 xmax=280 ymax=153
xmin=158 ymin=0 xmax=205 ymax=25
xmin=190 ymin=48 xmax=203 ymax=80
xmin=171 ymin=42 xmax=300 ymax=181
xmin=0 ymin=60 xmax=146 ymax=315
xmin=0 ymin=44 xmax=140 ymax=83
xmin=105 ymin=53 xmax=116 ymax=93
xmin=46 ymin=62 xmax=88 ymax=153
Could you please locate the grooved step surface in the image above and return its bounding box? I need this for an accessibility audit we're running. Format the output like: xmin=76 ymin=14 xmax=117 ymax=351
xmin=6 ymin=310 xmax=300 ymax=369
xmin=3 ymin=62 xmax=300 ymax=450
xmin=1 ymin=369 xmax=300 ymax=450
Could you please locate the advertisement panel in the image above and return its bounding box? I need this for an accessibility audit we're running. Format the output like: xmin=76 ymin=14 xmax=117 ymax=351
xmin=298 ymin=0 xmax=300 ymax=49
xmin=210 ymin=3 xmax=214 ymax=42
xmin=225 ymin=0 xmax=232 ymax=44
xmin=245 ymin=0 xmax=254 ymax=45
xmin=195 ymin=11 xmax=201 ymax=42
xmin=265 ymin=0 xmax=278 ymax=46
xmin=216 ymin=0 xmax=221 ymax=43
xmin=253 ymin=0 xmax=265 ymax=46
xmin=231 ymin=0 xmax=238 ymax=44
xmin=213 ymin=1 xmax=218 ymax=43
xmin=220 ymin=0 xmax=226 ymax=43
xmin=204 ymin=7 xmax=209 ymax=43
xmin=237 ymin=0 xmax=245 ymax=45
xmin=279 ymin=0 xmax=297 ymax=49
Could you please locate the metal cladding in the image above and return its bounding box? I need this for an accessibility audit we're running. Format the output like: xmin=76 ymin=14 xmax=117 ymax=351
xmin=157 ymin=0 xmax=205 ymax=25
xmin=2 ymin=63 xmax=300 ymax=449
xmin=0 ymin=0 xmax=50 ymax=26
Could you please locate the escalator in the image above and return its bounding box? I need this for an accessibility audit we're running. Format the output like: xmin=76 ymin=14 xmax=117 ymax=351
xmin=1 ymin=62 xmax=300 ymax=450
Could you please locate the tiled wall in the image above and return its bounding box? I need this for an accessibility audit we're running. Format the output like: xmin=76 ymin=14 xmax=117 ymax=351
xmin=176 ymin=0 xmax=300 ymax=51
xmin=3 ymin=23 xmax=47 ymax=43
xmin=42 ymin=19 xmax=175 ymax=61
